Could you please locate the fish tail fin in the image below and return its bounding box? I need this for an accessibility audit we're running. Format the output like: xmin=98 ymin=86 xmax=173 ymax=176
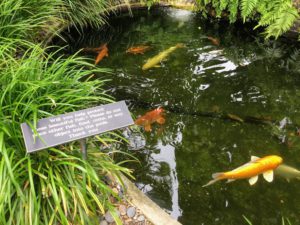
xmin=202 ymin=173 xmax=225 ymax=187
xmin=202 ymin=179 xmax=219 ymax=187
xmin=212 ymin=172 xmax=225 ymax=179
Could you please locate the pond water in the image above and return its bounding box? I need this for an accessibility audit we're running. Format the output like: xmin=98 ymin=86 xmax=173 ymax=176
xmin=60 ymin=8 xmax=300 ymax=225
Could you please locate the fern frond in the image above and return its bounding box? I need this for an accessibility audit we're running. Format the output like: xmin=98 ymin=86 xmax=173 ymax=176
xmin=220 ymin=0 xmax=228 ymax=10
xmin=228 ymin=0 xmax=239 ymax=23
xmin=265 ymin=5 xmax=299 ymax=38
xmin=241 ymin=0 xmax=258 ymax=22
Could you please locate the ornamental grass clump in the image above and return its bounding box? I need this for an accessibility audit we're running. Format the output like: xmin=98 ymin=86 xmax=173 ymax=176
xmin=0 ymin=40 xmax=133 ymax=224
xmin=0 ymin=0 xmax=136 ymax=223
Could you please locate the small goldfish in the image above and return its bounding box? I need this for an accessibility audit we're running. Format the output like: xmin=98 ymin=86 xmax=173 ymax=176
xmin=126 ymin=45 xmax=151 ymax=55
xmin=203 ymin=155 xmax=283 ymax=187
xmin=142 ymin=43 xmax=184 ymax=70
xmin=207 ymin=36 xmax=220 ymax=46
xmin=134 ymin=107 xmax=165 ymax=132
xmin=95 ymin=44 xmax=108 ymax=65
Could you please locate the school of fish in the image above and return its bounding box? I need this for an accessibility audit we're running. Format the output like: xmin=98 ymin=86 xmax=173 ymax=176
xmin=82 ymin=40 xmax=300 ymax=190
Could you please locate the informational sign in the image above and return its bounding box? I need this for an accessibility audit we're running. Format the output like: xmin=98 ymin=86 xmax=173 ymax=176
xmin=21 ymin=101 xmax=134 ymax=153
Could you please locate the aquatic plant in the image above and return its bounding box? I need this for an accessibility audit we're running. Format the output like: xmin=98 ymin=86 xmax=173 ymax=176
xmin=195 ymin=0 xmax=299 ymax=39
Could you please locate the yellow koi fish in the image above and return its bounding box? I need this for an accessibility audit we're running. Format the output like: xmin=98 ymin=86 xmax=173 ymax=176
xmin=203 ymin=155 xmax=283 ymax=187
xmin=142 ymin=43 xmax=184 ymax=70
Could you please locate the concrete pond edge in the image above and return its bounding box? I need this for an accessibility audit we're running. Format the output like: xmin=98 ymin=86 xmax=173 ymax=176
xmin=110 ymin=173 xmax=182 ymax=225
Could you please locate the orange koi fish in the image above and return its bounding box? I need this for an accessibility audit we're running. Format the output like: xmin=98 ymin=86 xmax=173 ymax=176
xmin=203 ymin=155 xmax=283 ymax=187
xmin=95 ymin=44 xmax=108 ymax=65
xmin=134 ymin=107 xmax=165 ymax=132
xmin=126 ymin=45 xmax=151 ymax=55
xmin=207 ymin=36 xmax=220 ymax=46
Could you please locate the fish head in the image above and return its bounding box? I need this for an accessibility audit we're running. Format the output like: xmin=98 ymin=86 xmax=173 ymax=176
xmin=134 ymin=117 xmax=148 ymax=126
xmin=155 ymin=107 xmax=164 ymax=114
xmin=266 ymin=155 xmax=283 ymax=167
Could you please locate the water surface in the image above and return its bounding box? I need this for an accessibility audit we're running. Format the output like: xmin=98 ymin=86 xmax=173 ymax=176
xmin=61 ymin=8 xmax=300 ymax=225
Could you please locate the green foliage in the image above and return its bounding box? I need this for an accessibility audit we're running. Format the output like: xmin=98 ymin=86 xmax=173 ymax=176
xmin=0 ymin=0 xmax=133 ymax=224
xmin=60 ymin=0 xmax=110 ymax=29
xmin=0 ymin=39 xmax=133 ymax=224
xmin=0 ymin=0 xmax=110 ymax=42
xmin=195 ymin=0 xmax=299 ymax=39
xmin=0 ymin=0 xmax=60 ymax=40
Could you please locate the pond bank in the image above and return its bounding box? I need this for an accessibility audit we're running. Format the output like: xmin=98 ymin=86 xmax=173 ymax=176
xmin=103 ymin=174 xmax=181 ymax=225
xmin=111 ymin=0 xmax=300 ymax=38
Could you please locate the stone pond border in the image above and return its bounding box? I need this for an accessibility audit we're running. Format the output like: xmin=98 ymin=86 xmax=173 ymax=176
xmin=117 ymin=174 xmax=181 ymax=225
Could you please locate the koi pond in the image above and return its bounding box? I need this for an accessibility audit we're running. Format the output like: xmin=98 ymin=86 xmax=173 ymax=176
xmin=59 ymin=8 xmax=300 ymax=225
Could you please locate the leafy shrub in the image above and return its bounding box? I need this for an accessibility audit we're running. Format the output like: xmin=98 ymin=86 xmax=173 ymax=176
xmin=196 ymin=0 xmax=299 ymax=39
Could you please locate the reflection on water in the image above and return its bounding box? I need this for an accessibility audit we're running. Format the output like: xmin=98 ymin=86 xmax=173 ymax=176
xmin=153 ymin=140 xmax=182 ymax=219
xmin=60 ymin=7 xmax=300 ymax=225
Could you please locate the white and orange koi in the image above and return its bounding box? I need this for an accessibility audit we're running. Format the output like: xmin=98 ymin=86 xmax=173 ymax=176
xmin=203 ymin=155 xmax=283 ymax=187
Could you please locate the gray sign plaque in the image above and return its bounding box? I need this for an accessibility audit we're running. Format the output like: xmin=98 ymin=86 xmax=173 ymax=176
xmin=21 ymin=101 xmax=134 ymax=153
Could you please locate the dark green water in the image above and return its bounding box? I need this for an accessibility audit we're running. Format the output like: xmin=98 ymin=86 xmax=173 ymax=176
xmin=61 ymin=8 xmax=300 ymax=225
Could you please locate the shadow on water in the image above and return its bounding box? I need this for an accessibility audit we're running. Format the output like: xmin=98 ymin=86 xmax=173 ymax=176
xmin=58 ymin=7 xmax=300 ymax=225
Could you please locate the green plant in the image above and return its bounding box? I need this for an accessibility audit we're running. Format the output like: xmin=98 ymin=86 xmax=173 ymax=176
xmin=0 ymin=40 xmax=134 ymax=224
xmin=243 ymin=215 xmax=293 ymax=225
xmin=196 ymin=0 xmax=299 ymax=39
xmin=0 ymin=0 xmax=139 ymax=223
xmin=60 ymin=0 xmax=110 ymax=30
xmin=0 ymin=0 xmax=61 ymax=40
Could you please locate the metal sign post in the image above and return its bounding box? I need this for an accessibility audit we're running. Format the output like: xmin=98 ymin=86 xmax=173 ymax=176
xmin=79 ymin=138 xmax=87 ymax=160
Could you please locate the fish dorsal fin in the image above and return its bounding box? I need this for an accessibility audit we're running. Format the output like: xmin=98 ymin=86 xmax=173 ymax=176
xmin=249 ymin=176 xmax=259 ymax=185
xmin=232 ymin=162 xmax=252 ymax=172
xmin=263 ymin=170 xmax=274 ymax=182
xmin=251 ymin=156 xmax=260 ymax=161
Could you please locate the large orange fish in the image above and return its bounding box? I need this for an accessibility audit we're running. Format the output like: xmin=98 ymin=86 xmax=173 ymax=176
xmin=134 ymin=107 xmax=165 ymax=132
xmin=203 ymin=155 xmax=283 ymax=187
xmin=95 ymin=44 xmax=108 ymax=65
xmin=126 ymin=45 xmax=151 ymax=55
